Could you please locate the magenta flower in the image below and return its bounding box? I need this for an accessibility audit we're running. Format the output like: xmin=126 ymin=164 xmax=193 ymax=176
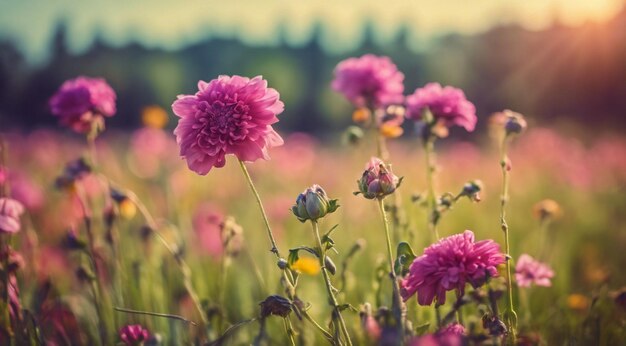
xmin=356 ymin=157 xmax=402 ymax=200
xmin=332 ymin=54 xmax=404 ymax=108
xmin=50 ymin=76 xmax=116 ymax=133
xmin=515 ymin=254 xmax=554 ymax=288
xmin=406 ymin=83 xmax=477 ymax=132
xmin=401 ymin=230 xmax=505 ymax=306
xmin=119 ymin=324 xmax=149 ymax=346
xmin=0 ymin=198 xmax=25 ymax=234
xmin=172 ymin=75 xmax=284 ymax=175
xmin=409 ymin=323 xmax=465 ymax=346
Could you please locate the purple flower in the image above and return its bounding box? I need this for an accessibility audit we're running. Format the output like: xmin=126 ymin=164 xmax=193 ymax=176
xmin=172 ymin=76 xmax=284 ymax=175
xmin=50 ymin=76 xmax=116 ymax=133
xmin=401 ymin=230 xmax=505 ymax=306
xmin=119 ymin=324 xmax=149 ymax=346
xmin=332 ymin=54 xmax=404 ymax=108
xmin=356 ymin=157 xmax=402 ymax=199
xmin=406 ymin=83 xmax=477 ymax=132
xmin=515 ymin=254 xmax=554 ymax=288
xmin=0 ymin=198 xmax=25 ymax=234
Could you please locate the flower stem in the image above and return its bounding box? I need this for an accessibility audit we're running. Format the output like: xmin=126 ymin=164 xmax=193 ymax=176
xmin=499 ymin=138 xmax=517 ymax=344
xmin=238 ymin=160 xmax=334 ymax=341
xmin=311 ymin=220 xmax=353 ymax=346
xmin=378 ymin=199 xmax=404 ymax=343
xmin=238 ymin=160 xmax=280 ymax=257
xmin=424 ymin=138 xmax=439 ymax=241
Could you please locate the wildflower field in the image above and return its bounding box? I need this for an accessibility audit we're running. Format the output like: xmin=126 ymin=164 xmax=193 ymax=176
xmin=1 ymin=53 xmax=626 ymax=346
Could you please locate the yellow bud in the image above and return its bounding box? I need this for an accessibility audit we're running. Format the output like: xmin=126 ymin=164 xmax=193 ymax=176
xmin=380 ymin=124 xmax=403 ymax=138
xmin=291 ymin=257 xmax=320 ymax=276
xmin=567 ymin=294 xmax=589 ymax=311
xmin=118 ymin=199 xmax=137 ymax=219
xmin=352 ymin=108 xmax=371 ymax=124
xmin=142 ymin=106 xmax=169 ymax=129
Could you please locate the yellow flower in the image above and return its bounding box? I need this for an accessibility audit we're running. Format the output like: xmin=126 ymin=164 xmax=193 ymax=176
xmin=380 ymin=123 xmax=403 ymax=138
xmin=567 ymin=294 xmax=589 ymax=311
xmin=118 ymin=199 xmax=137 ymax=219
xmin=532 ymin=199 xmax=562 ymax=221
xmin=352 ymin=108 xmax=371 ymax=124
xmin=142 ymin=106 xmax=169 ymax=129
xmin=291 ymin=257 xmax=320 ymax=275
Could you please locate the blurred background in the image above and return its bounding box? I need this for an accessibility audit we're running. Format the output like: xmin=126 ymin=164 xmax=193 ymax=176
xmin=1 ymin=0 xmax=625 ymax=137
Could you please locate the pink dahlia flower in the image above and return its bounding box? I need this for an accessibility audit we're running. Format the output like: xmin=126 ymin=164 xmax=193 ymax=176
xmin=0 ymin=197 xmax=25 ymax=234
xmin=50 ymin=76 xmax=116 ymax=133
xmin=401 ymin=230 xmax=505 ymax=306
xmin=332 ymin=54 xmax=404 ymax=108
xmin=515 ymin=254 xmax=554 ymax=288
xmin=119 ymin=324 xmax=149 ymax=346
xmin=406 ymin=83 xmax=477 ymax=132
xmin=172 ymin=75 xmax=284 ymax=175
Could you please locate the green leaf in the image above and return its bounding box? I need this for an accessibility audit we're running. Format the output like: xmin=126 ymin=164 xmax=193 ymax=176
xmin=394 ymin=242 xmax=417 ymax=276
xmin=288 ymin=246 xmax=320 ymax=267
xmin=327 ymin=199 xmax=340 ymax=213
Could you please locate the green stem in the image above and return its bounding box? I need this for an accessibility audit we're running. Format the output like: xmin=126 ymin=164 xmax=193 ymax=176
xmin=311 ymin=220 xmax=353 ymax=346
xmin=424 ymin=138 xmax=439 ymax=241
xmin=283 ymin=317 xmax=296 ymax=346
xmin=377 ymin=199 xmax=404 ymax=343
xmin=238 ymin=160 xmax=280 ymax=257
xmin=500 ymin=138 xmax=517 ymax=344
xmin=238 ymin=160 xmax=333 ymax=341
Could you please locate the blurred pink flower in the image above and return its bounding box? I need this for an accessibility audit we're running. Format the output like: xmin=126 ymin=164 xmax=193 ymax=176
xmin=401 ymin=230 xmax=504 ymax=306
xmin=50 ymin=76 xmax=116 ymax=133
xmin=332 ymin=54 xmax=404 ymax=108
xmin=129 ymin=127 xmax=176 ymax=178
xmin=119 ymin=324 xmax=149 ymax=346
xmin=406 ymin=83 xmax=477 ymax=132
xmin=9 ymin=172 xmax=44 ymax=210
xmin=172 ymin=75 xmax=284 ymax=175
xmin=192 ymin=203 xmax=225 ymax=258
xmin=515 ymin=254 xmax=554 ymax=288
xmin=0 ymin=197 xmax=25 ymax=234
xmin=409 ymin=323 xmax=464 ymax=346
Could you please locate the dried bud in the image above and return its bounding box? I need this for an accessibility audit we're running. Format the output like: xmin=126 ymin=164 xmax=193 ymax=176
xmin=55 ymin=158 xmax=92 ymax=190
xmin=459 ymin=180 xmax=483 ymax=202
xmin=291 ymin=185 xmax=339 ymax=222
xmin=63 ymin=228 xmax=86 ymax=250
xmin=482 ymin=314 xmax=507 ymax=336
xmin=277 ymin=258 xmax=288 ymax=270
xmin=259 ymin=295 xmax=292 ymax=318
xmin=220 ymin=216 xmax=244 ymax=257
xmin=504 ymin=111 xmax=527 ymax=136
xmin=355 ymin=157 xmax=402 ymax=199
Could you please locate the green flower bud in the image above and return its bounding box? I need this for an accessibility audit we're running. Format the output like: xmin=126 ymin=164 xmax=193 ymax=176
xmin=291 ymin=185 xmax=339 ymax=222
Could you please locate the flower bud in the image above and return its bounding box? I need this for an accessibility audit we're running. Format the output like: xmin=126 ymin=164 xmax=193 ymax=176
xmin=277 ymin=258 xmax=288 ymax=270
xmin=119 ymin=324 xmax=150 ymax=346
xmin=291 ymin=185 xmax=339 ymax=222
xmin=459 ymin=180 xmax=483 ymax=202
xmin=259 ymin=295 xmax=292 ymax=318
xmin=324 ymin=256 xmax=337 ymax=275
xmin=355 ymin=157 xmax=402 ymax=200
xmin=344 ymin=126 xmax=364 ymax=146
xmin=532 ymin=199 xmax=562 ymax=222
xmin=504 ymin=111 xmax=527 ymax=136
xmin=0 ymin=197 xmax=25 ymax=234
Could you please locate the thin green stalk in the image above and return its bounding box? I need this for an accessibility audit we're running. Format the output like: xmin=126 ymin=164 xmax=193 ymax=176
xmin=114 ymin=306 xmax=197 ymax=325
xmin=499 ymin=138 xmax=517 ymax=345
xmin=238 ymin=160 xmax=333 ymax=341
xmin=283 ymin=317 xmax=296 ymax=346
xmin=126 ymin=189 xmax=209 ymax=328
xmin=424 ymin=138 xmax=439 ymax=241
xmin=311 ymin=220 xmax=353 ymax=346
xmin=377 ymin=199 xmax=404 ymax=343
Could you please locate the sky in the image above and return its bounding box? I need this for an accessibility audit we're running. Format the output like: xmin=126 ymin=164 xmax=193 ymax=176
xmin=0 ymin=0 xmax=623 ymax=63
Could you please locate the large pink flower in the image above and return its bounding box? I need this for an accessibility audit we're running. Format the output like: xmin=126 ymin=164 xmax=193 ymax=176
xmin=0 ymin=197 xmax=25 ymax=234
xmin=515 ymin=254 xmax=554 ymax=288
xmin=401 ymin=230 xmax=505 ymax=306
xmin=332 ymin=54 xmax=404 ymax=108
xmin=172 ymin=75 xmax=284 ymax=175
xmin=406 ymin=83 xmax=477 ymax=132
xmin=49 ymin=76 xmax=116 ymax=133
